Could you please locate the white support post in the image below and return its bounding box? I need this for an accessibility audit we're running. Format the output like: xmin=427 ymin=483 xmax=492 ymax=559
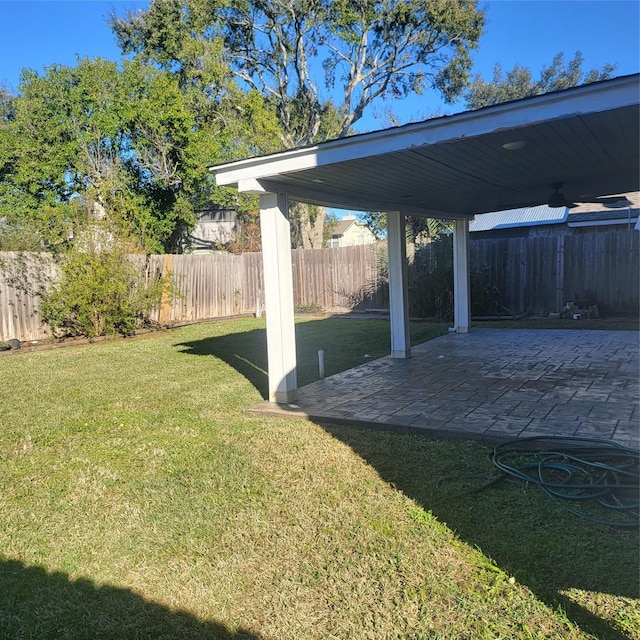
xmin=259 ymin=191 xmax=298 ymax=403
xmin=386 ymin=211 xmax=411 ymax=358
xmin=555 ymin=234 xmax=565 ymax=314
xmin=453 ymin=218 xmax=471 ymax=333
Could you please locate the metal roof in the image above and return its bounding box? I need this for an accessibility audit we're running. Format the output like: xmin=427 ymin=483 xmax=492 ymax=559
xmin=470 ymin=192 xmax=640 ymax=231
xmin=211 ymin=74 xmax=640 ymax=219
xmin=469 ymin=205 xmax=568 ymax=231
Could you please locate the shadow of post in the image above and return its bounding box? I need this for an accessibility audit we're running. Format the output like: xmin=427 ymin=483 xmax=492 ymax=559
xmin=176 ymin=326 xmax=270 ymax=398
xmin=0 ymin=559 xmax=263 ymax=639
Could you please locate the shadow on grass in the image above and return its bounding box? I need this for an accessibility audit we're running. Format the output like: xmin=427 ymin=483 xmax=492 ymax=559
xmin=0 ymin=559 xmax=262 ymax=640
xmin=176 ymin=326 xmax=270 ymax=398
xmin=174 ymin=317 xmax=448 ymax=400
xmin=320 ymin=422 xmax=638 ymax=640
xmin=175 ymin=318 xmax=636 ymax=638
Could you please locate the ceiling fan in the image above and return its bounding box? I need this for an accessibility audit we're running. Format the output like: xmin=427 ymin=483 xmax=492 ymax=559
xmin=546 ymin=182 xmax=632 ymax=209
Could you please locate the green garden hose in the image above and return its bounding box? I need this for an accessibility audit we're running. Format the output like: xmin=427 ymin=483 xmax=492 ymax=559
xmin=437 ymin=436 xmax=639 ymax=528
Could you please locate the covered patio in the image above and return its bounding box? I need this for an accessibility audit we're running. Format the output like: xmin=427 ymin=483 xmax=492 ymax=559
xmin=210 ymin=74 xmax=639 ymax=441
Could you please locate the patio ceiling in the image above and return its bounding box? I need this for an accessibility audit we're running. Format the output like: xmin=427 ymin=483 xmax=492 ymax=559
xmin=211 ymin=74 xmax=640 ymax=219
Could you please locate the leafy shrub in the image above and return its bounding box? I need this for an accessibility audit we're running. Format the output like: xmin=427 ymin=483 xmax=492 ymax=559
xmin=470 ymin=267 xmax=505 ymax=316
xmin=40 ymin=246 xmax=167 ymax=339
xmin=408 ymin=236 xmax=455 ymax=320
xmin=409 ymin=236 xmax=504 ymax=319
xmin=294 ymin=302 xmax=323 ymax=314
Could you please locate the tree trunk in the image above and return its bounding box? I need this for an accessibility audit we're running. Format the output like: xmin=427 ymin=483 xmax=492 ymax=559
xmin=290 ymin=202 xmax=327 ymax=249
xmin=301 ymin=205 xmax=326 ymax=249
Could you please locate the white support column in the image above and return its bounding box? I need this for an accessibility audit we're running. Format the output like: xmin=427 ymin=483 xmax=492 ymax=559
xmin=259 ymin=191 xmax=298 ymax=403
xmin=555 ymin=234 xmax=565 ymax=314
xmin=386 ymin=211 xmax=411 ymax=358
xmin=453 ymin=218 xmax=471 ymax=333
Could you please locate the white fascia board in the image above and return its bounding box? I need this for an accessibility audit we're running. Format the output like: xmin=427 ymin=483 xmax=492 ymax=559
xmin=239 ymin=178 xmax=470 ymax=218
xmin=211 ymin=74 xmax=639 ymax=187
xmin=567 ymin=217 xmax=636 ymax=227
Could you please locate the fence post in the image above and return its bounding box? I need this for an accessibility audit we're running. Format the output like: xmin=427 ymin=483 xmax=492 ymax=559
xmin=158 ymin=254 xmax=174 ymax=325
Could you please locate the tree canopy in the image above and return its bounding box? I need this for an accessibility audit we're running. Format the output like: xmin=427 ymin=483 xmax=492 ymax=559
xmin=112 ymin=0 xmax=485 ymax=146
xmin=0 ymin=54 xmax=280 ymax=253
xmin=111 ymin=0 xmax=485 ymax=247
xmin=464 ymin=51 xmax=616 ymax=109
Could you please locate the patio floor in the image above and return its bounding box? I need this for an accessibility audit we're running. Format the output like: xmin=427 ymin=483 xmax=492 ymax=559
xmin=248 ymin=329 xmax=640 ymax=450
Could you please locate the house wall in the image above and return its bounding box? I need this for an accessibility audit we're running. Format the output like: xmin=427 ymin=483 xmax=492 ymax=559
xmin=189 ymin=207 xmax=239 ymax=249
xmin=339 ymin=223 xmax=376 ymax=247
xmin=189 ymin=219 xmax=238 ymax=247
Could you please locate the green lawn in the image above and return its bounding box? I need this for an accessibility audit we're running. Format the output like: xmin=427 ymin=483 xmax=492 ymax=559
xmin=0 ymin=317 xmax=637 ymax=639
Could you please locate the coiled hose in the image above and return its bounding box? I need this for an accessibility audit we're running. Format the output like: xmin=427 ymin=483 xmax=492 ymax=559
xmin=437 ymin=436 xmax=639 ymax=528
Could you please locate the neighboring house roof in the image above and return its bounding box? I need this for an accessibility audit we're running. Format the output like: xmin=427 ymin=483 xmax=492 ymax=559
xmin=331 ymin=218 xmax=359 ymax=237
xmin=567 ymin=191 xmax=639 ymax=228
xmin=469 ymin=205 xmax=568 ymax=232
xmin=569 ymin=191 xmax=640 ymax=214
xmin=567 ymin=209 xmax=639 ymax=227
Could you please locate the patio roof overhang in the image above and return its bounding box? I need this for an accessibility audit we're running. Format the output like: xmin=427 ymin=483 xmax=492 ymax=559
xmin=211 ymin=74 xmax=640 ymax=217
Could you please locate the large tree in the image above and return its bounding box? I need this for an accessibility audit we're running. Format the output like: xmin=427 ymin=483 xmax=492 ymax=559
xmin=0 ymin=58 xmax=192 ymax=252
xmin=0 ymin=56 xmax=279 ymax=252
xmin=111 ymin=0 xmax=485 ymax=247
xmin=464 ymin=51 xmax=616 ymax=109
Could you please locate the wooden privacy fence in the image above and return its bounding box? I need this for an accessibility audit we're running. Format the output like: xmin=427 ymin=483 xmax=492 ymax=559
xmin=1 ymin=229 xmax=637 ymax=343
xmin=0 ymin=245 xmax=385 ymax=342
xmin=471 ymin=229 xmax=639 ymax=316
xmin=149 ymin=245 xmax=385 ymax=325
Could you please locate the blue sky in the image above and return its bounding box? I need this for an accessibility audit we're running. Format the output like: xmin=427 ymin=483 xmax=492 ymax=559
xmin=1 ymin=0 xmax=639 ymax=133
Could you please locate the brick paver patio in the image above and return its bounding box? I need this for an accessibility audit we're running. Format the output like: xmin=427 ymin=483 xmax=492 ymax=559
xmin=249 ymin=329 xmax=639 ymax=449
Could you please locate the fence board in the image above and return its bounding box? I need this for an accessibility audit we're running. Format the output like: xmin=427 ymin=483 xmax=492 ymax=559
xmin=0 ymin=252 xmax=56 ymax=343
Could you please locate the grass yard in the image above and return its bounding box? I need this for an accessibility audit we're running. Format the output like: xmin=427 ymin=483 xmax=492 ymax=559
xmin=0 ymin=317 xmax=637 ymax=639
